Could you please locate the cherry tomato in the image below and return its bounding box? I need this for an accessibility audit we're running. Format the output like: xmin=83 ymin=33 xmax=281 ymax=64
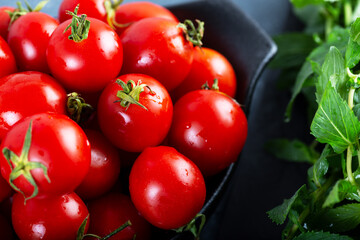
xmin=58 ymin=0 xmax=107 ymax=23
xmin=120 ymin=17 xmax=194 ymax=91
xmin=97 ymin=74 xmax=173 ymax=152
xmin=0 ymin=71 xmax=67 ymax=142
xmin=113 ymin=1 xmax=178 ymax=36
xmin=12 ymin=192 xmax=89 ymax=240
xmin=46 ymin=16 xmax=123 ymax=93
xmin=86 ymin=193 xmax=151 ymax=240
xmin=7 ymin=12 xmax=58 ymax=73
xmin=172 ymin=47 xmax=237 ymax=101
xmin=0 ymin=6 xmax=14 ymax=40
xmin=0 ymin=36 xmax=17 ymax=79
xmin=129 ymin=146 xmax=206 ymax=229
xmin=169 ymin=90 xmax=248 ymax=176
xmin=0 ymin=113 xmax=91 ymax=200
xmin=0 ymin=212 xmax=15 ymax=240
xmin=76 ymin=129 xmax=121 ymax=200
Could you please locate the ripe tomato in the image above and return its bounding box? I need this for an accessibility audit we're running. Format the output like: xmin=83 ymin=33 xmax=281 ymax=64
xmin=76 ymin=129 xmax=121 ymax=200
xmin=113 ymin=1 xmax=178 ymax=36
xmin=0 ymin=6 xmax=14 ymax=40
xmin=58 ymin=0 xmax=107 ymax=23
xmin=0 ymin=36 xmax=17 ymax=79
xmin=120 ymin=17 xmax=195 ymax=91
xmin=0 ymin=71 xmax=67 ymax=142
xmin=7 ymin=12 xmax=58 ymax=73
xmin=169 ymin=90 xmax=248 ymax=176
xmin=86 ymin=193 xmax=151 ymax=240
xmin=46 ymin=16 xmax=123 ymax=93
xmin=129 ymin=146 xmax=206 ymax=230
xmin=0 ymin=113 xmax=91 ymax=200
xmin=12 ymin=192 xmax=89 ymax=240
xmin=171 ymin=47 xmax=237 ymax=101
xmin=97 ymin=74 xmax=173 ymax=152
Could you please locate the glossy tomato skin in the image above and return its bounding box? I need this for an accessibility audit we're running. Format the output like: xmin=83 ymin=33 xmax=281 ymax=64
xmin=120 ymin=17 xmax=193 ymax=91
xmin=76 ymin=129 xmax=121 ymax=200
xmin=0 ymin=113 xmax=91 ymax=199
xmin=12 ymin=192 xmax=89 ymax=240
xmin=46 ymin=17 xmax=123 ymax=93
xmin=172 ymin=47 xmax=237 ymax=101
xmin=58 ymin=0 xmax=107 ymax=23
xmin=7 ymin=12 xmax=58 ymax=73
xmin=0 ymin=71 xmax=67 ymax=142
xmin=114 ymin=2 xmax=178 ymax=36
xmin=97 ymin=74 xmax=173 ymax=152
xmin=0 ymin=36 xmax=17 ymax=79
xmin=87 ymin=193 xmax=151 ymax=240
xmin=0 ymin=7 xmax=15 ymax=40
xmin=169 ymin=90 xmax=248 ymax=176
xmin=129 ymin=146 xmax=206 ymax=230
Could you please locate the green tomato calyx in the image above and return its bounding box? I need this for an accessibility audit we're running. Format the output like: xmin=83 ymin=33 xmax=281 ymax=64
xmin=178 ymin=19 xmax=205 ymax=47
xmin=64 ymin=4 xmax=91 ymax=42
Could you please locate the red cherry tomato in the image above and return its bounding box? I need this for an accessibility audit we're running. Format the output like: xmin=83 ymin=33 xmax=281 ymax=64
xmin=76 ymin=129 xmax=121 ymax=200
xmin=7 ymin=12 xmax=58 ymax=73
xmin=12 ymin=192 xmax=89 ymax=240
xmin=129 ymin=146 xmax=206 ymax=230
xmin=58 ymin=0 xmax=107 ymax=23
xmin=172 ymin=47 xmax=237 ymax=101
xmin=169 ymin=90 xmax=248 ymax=176
xmin=0 ymin=71 xmax=67 ymax=142
xmin=120 ymin=17 xmax=194 ymax=91
xmin=97 ymin=74 xmax=173 ymax=152
xmin=46 ymin=17 xmax=123 ymax=93
xmin=86 ymin=193 xmax=151 ymax=240
xmin=0 ymin=7 xmax=15 ymax=40
xmin=0 ymin=113 xmax=91 ymax=200
xmin=114 ymin=1 xmax=178 ymax=36
xmin=0 ymin=36 xmax=17 ymax=79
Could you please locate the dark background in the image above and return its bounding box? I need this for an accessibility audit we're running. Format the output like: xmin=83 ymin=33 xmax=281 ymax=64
xmin=2 ymin=0 xmax=309 ymax=239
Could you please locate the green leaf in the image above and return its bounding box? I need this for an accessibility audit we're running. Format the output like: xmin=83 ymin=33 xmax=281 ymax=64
xmin=267 ymin=185 xmax=307 ymax=225
xmin=316 ymin=46 xmax=346 ymax=101
xmin=322 ymin=180 xmax=357 ymax=208
xmin=290 ymin=0 xmax=325 ymax=8
xmin=350 ymin=18 xmax=360 ymax=44
xmin=345 ymin=39 xmax=360 ymax=69
xmin=265 ymin=139 xmax=318 ymax=163
xmin=292 ymin=231 xmax=353 ymax=240
xmin=308 ymin=144 xmax=330 ymax=187
xmin=315 ymin=203 xmax=360 ymax=232
xmin=270 ymin=33 xmax=317 ymax=69
xmin=310 ymin=82 xmax=360 ymax=153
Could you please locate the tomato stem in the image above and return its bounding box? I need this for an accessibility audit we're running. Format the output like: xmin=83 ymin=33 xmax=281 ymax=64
xmin=202 ymin=79 xmax=219 ymax=91
xmin=178 ymin=19 xmax=205 ymax=47
xmin=8 ymin=0 xmax=49 ymax=26
xmin=173 ymin=213 xmax=206 ymax=240
xmin=104 ymin=0 xmax=130 ymax=29
xmin=1 ymin=121 xmax=50 ymax=203
xmin=66 ymin=92 xmax=94 ymax=124
xmin=64 ymin=5 xmax=91 ymax=42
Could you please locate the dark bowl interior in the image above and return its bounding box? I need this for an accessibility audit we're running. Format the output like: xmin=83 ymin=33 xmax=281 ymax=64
xmin=1 ymin=0 xmax=276 ymax=239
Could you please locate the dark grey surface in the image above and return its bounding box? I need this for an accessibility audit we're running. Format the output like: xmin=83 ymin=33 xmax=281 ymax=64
xmin=2 ymin=0 xmax=307 ymax=239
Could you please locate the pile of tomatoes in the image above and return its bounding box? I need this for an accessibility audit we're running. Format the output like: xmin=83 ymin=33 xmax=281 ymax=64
xmin=0 ymin=0 xmax=248 ymax=239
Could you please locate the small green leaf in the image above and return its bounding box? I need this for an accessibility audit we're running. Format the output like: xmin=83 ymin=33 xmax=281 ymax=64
xmin=265 ymin=139 xmax=319 ymax=163
xmin=345 ymin=39 xmax=360 ymax=69
xmin=267 ymin=185 xmax=307 ymax=225
xmin=314 ymin=203 xmax=360 ymax=232
xmin=293 ymin=231 xmax=353 ymax=240
xmin=76 ymin=215 xmax=89 ymax=240
xmin=350 ymin=18 xmax=360 ymax=44
xmin=308 ymin=144 xmax=330 ymax=187
xmin=310 ymin=82 xmax=360 ymax=153
xmin=322 ymin=180 xmax=357 ymax=208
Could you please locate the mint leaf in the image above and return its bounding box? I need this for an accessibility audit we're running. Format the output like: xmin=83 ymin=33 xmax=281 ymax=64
xmin=265 ymin=139 xmax=319 ymax=163
xmin=310 ymin=82 xmax=360 ymax=153
xmin=267 ymin=185 xmax=307 ymax=225
xmin=316 ymin=46 xmax=346 ymax=102
xmin=293 ymin=231 xmax=353 ymax=240
xmin=345 ymin=39 xmax=360 ymax=69
xmin=290 ymin=0 xmax=324 ymax=8
xmin=308 ymin=144 xmax=330 ymax=187
xmin=350 ymin=18 xmax=360 ymax=44
xmin=315 ymin=203 xmax=360 ymax=232
xmin=322 ymin=180 xmax=357 ymax=208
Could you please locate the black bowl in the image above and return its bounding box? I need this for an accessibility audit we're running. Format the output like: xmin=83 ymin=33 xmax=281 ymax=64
xmin=2 ymin=0 xmax=276 ymax=239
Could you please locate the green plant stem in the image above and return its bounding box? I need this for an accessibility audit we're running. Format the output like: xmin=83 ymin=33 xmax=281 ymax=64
xmin=347 ymin=145 xmax=357 ymax=186
xmin=344 ymin=0 xmax=353 ymax=27
xmin=348 ymin=87 xmax=355 ymax=110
